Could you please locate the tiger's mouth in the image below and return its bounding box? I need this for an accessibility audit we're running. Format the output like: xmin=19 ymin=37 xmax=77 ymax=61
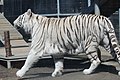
xmin=14 ymin=24 xmax=21 ymax=30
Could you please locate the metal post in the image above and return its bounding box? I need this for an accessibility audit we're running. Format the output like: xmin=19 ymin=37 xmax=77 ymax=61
xmin=7 ymin=61 xmax=11 ymax=69
xmin=94 ymin=0 xmax=100 ymax=15
xmin=4 ymin=31 xmax=12 ymax=57
xmin=0 ymin=0 xmax=4 ymax=15
xmin=57 ymin=0 xmax=60 ymax=18
xmin=88 ymin=0 xmax=91 ymax=7
xmin=118 ymin=8 xmax=120 ymax=43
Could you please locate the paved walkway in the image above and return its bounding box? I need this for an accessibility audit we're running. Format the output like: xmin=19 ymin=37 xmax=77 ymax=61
xmin=0 ymin=54 xmax=120 ymax=80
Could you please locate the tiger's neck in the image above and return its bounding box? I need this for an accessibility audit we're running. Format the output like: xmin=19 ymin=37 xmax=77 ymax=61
xmin=31 ymin=15 xmax=48 ymax=43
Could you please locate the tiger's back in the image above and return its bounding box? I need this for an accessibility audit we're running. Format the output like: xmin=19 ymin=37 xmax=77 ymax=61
xmin=41 ymin=14 xmax=108 ymax=55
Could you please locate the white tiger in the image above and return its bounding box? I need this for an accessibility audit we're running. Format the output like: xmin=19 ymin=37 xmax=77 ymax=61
xmin=13 ymin=9 xmax=120 ymax=78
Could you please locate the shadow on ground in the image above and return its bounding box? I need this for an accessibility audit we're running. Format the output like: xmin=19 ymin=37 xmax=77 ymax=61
xmin=19 ymin=58 xmax=119 ymax=80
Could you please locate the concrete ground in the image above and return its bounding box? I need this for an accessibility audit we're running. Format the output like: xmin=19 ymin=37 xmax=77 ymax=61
xmin=0 ymin=55 xmax=120 ymax=80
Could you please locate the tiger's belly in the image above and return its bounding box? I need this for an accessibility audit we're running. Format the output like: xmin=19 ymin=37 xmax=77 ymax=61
xmin=44 ymin=43 xmax=84 ymax=55
xmin=68 ymin=45 xmax=84 ymax=55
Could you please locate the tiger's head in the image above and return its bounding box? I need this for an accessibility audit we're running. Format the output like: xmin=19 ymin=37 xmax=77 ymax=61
xmin=13 ymin=9 xmax=34 ymax=34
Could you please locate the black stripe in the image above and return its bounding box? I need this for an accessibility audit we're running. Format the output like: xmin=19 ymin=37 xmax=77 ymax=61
xmin=60 ymin=30 xmax=68 ymax=50
xmin=104 ymin=18 xmax=114 ymax=31
xmin=36 ymin=15 xmax=39 ymax=20
xmin=85 ymin=39 xmax=92 ymax=48
xmin=38 ymin=35 xmax=45 ymax=48
xmin=57 ymin=19 xmax=61 ymax=26
xmin=86 ymin=15 xmax=91 ymax=29
xmin=63 ymin=18 xmax=66 ymax=34
xmin=110 ymin=35 xmax=115 ymax=40
xmin=21 ymin=14 xmax=25 ymax=21
xmin=50 ymin=19 xmax=55 ymax=40
xmin=35 ymin=42 xmax=45 ymax=55
xmin=47 ymin=18 xmax=51 ymax=30
xmin=69 ymin=16 xmax=74 ymax=32
xmin=57 ymin=34 xmax=63 ymax=48
xmin=75 ymin=31 xmax=80 ymax=45
xmin=92 ymin=55 xmax=97 ymax=60
xmin=53 ymin=44 xmax=55 ymax=49
xmin=33 ymin=19 xmax=46 ymax=38
xmin=56 ymin=26 xmax=64 ymax=49
xmin=75 ymin=30 xmax=79 ymax=40
xmin=40 ymin=17 xmax=44 ymax=23
xmin=66 ymin=28 xmax=73 ymax=43
xmin=32 ymin=17 xmax=46 ymax=37
xmin=74 ymin=15 xmax=79 ymax=38
xmin=32 ymin=33 xmax=45 ymax=50
xmin=33 ymin=29 xmax=45 ymax=48
xmin=111 ymin=38 xmax=116 ymax=42
xmin=88 ymin=55 xmax=97 ymax=62
xmin=75 ymin=15 xmax=79 ymax=31
xmin=93 ymin=16 xmax=98 ymax=22
xmin=97 ymin=19 xmax=102 ymax=33
xmin=102 ymin=16 xmax=105 ymax=23
xmin=57 ymin=45 xmax=63 ymax=52
xmin=32 ymin=18 xmax=47 ymax=47
xmin=81 ymin=15 xmax=86 ymax=39
xmin=67 ymin=40 xmax=76 ymax=49
xmin=86 ymin=51 xmax=96 ymax=55
xmin=112 ymin=44 xmax=117 ymax=48
xmin=29 ymin=13 xmax=32 ymax=18
xmin=83 ymin=15 xmax=86 ymax=28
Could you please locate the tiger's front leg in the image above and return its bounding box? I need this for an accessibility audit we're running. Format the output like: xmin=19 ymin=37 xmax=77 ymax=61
xmin=83 ymin=45 xmax=101 ymax=75
xmin=52 ymin=54 xmax=64 ymax=77
xmin=16 ymin=49 xmax=40 ymax=78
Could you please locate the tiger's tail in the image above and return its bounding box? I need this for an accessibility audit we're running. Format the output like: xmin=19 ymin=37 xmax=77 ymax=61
xmin=104 ymin=17 xmax=120 ymax=62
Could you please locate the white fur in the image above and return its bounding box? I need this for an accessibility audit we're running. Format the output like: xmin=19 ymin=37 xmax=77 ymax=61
xmin=16 ymin=50 xmax=40 ymax=78
xmin=83 ymin=59 xmax=101 ymax=75
xmin=14 ymin=9 xmax=120 ymax=78
xmin=118 ymin=71 xmax=120 ymax=76
xmin=52 ymin=59 xmax=64 ymax=77
xmin=16 ymin=70 xmax=25 ymax=78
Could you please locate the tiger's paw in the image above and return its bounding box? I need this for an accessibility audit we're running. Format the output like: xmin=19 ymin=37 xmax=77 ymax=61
xmin=83 ymin=69 xmax=92 ymax=75
xmin=118 ymin=71 xmax=120 ymax=76
xmin=16 ymin=70 xmax=25 ymax=78
xmin=52 ymin=70 xmax=63 ymax=77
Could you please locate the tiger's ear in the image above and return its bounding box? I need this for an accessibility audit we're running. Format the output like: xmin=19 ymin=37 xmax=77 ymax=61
xmin=27 ymin=9 xmax=32 ymax=15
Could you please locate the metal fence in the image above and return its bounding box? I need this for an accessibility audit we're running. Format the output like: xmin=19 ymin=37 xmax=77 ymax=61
xmin=2 ymin=0 xmax=120 ymax=41
xmin=4 ymin=0 xmax=89 ymax=23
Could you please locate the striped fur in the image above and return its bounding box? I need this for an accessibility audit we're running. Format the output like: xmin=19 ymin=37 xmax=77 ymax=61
xmin=14 ymin=9 xmax=120 ymax=78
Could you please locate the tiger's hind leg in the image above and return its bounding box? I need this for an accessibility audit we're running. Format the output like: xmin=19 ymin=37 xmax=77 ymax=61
xmin=101 ymin=34 xmax=117 ymax=59
xmin=102 ymin=33 xmax=120 ymax=75
xmin=52 ymin=54 xmax=64 ymax=77
xmin=97 ymin=48 xmax=101 ymax=61
xmin=83 ymin=43 xmax=101 ymax=75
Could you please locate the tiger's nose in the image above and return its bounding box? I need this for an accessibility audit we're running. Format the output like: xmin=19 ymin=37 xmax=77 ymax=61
xmin=13 ymin=21 xmax=15 ymax=24
xmin=13 ymin=21 xmax=19 ymax=30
